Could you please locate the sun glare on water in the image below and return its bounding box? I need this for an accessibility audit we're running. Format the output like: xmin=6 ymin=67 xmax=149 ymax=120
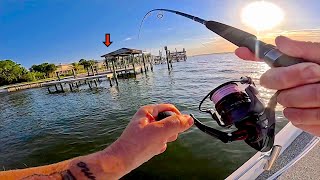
xmin=241 ymin=1 xmax=284 ymax=31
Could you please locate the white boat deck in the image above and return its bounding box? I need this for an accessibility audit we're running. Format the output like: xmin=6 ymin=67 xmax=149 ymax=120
xmin=257 ymin=131 xmax=316 ymax=179
xmin=227 ymin=123 xmax=320 ymax=180
xmin=279 ymin=143 xmax=320 ymax=180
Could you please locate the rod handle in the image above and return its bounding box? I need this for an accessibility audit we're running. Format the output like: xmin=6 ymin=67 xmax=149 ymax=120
xmin=263 ymin=48 xmax=306 ymax=67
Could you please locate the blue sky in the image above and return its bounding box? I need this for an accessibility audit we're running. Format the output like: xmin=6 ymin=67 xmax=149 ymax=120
xmin=1 ymin=0 xmax=320 ymax=68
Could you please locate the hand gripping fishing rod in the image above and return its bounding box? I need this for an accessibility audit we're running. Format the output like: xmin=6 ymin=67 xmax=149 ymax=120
xmin=142 ymin=9 xmax=305 ymax=67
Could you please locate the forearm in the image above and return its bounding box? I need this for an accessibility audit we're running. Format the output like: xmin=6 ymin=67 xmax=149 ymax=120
xmin=0 ymin=141 xmax=131 ymax=180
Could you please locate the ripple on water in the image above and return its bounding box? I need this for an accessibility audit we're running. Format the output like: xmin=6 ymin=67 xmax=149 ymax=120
xmin=0 ymin=53 xmax=288 ymax=179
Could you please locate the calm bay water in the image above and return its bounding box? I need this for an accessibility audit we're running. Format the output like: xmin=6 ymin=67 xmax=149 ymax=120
xmin=0 ymin=53 xmax=288 ymax=179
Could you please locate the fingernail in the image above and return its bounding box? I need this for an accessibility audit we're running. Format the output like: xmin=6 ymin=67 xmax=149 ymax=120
xmin=183 ymin=115 xmax=193 ymax=126
xmin=183 ymin=115 xmax=194 ymax=126
xmin=188 ymin=118 xmax=194 ymax=126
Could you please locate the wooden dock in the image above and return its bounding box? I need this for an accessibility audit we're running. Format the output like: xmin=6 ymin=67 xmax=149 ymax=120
xmin=44 ymin=65 xmax=146 ymax=93
xmin=1 ymin=65 xmax=148 ymax=94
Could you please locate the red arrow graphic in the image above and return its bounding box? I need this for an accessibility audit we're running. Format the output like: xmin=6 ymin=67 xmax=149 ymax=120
xmin=103 ymin=34 xmax=112 ymax=47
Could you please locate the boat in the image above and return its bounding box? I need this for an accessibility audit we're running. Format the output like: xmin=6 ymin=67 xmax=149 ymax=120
xmin=227 ymin=122 xmax=319 ymax=180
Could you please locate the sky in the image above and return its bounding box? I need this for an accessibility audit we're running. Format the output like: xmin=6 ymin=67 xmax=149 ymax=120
xmin=1 ymin=0 xmax=320 ymax=68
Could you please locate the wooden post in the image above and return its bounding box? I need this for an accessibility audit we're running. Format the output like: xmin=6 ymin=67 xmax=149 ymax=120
xmin=112 ymin=58 xmax=118 ymax=86
xmin=95 ymin=66 xmax=99 ymax=75
xmin=88 ymin=81 xmax=92 ymax=90
xmin=72 ymin=69 xmax=76 ymax=78
xmin=131 ymin=54 xmax=136 ymax=75
xmin=150 ymin=56 xmax=154 ymax=72
xmin=94 ymin=79 xmax=98 ymax=87
xmin=105 ymin=57 xmax=109 ymax=71
xmin=56 ymin=72 xmax=61 ymax=81
xmin=69 ymin=83 xmax=73 ymax=92
xmin=60 ymin=83 xmax=64 ymax=92
xmin=159 ymin=50 xmax=162 ymax=64
xmin=142 ymin=53 xmax=147 ymax=73
xmin=91 ymin=65 xmax=95 ymax=76
xmin=175 ymin=48 xmax=178 ymax=62
xmin=87 ymin=67 xmax=90 ymax=76
xmin=108 ymin=77 xmax=113 ymax=87
xmin=55 ymin=84 xmax=58 ymax=91
xmin=76 ymin=82 xmax=79 ymax=88
xmin=123 ymin=56 xmax=127 ymax=78
xmin=169 ymin=51 xmax=173 ymax=69
xmin=164 ymin=46 xmax=170 ymax=70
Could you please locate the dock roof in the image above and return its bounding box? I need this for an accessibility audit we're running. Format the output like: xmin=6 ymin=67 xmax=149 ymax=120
xmin=101 ymin=48 xmax=142 ymax=58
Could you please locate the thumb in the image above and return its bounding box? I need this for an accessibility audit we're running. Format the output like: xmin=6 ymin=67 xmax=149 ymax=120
xmin=275 ymin=36 xmax=320 ymax=63
xmin=151 ymin=114 xmax=194 ymax=138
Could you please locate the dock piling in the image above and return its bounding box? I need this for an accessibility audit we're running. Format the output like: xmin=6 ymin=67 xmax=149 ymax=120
xmin=69 ymin=83 xmax=73 ymax=92
xmin=142 ymin=54 xmax=147 ymax=73
xmin=59 ymin=83 xmax=64 ymax=92
xmin=111 ymin=59 xmax=119 ymax=86
xmin=108 ymin=77 xmax=113 ymax=87
xmin=164 ymin=46 xmax=170 ymax=70
xmin=88 ymin=81 xmax=92 ymax=90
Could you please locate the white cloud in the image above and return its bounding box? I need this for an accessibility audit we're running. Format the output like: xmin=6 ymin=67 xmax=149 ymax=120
xmin=124 ymin=37 xmax=132 ymax=41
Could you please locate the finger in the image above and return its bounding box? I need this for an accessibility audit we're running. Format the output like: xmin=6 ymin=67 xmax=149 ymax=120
xmin=278 ymin=84 xmax=320 ymax=108
xmin=150 ymin=114 xmax=193 ymax=138
xmin=235 ymin=47 xmax=262 ymax=61
xmin=158 ymin=144 xmax=167 ymax=154
xmin=284 ymin=108 xmax=320 ymax=125
xmin=136 ymin=104 xmax=181 ymax=119
xmin=291 ymin=124 xmax=320 ymax=137
xmin=260 ymin=62 xmax=320 ymax=89
xmin=275 ymin=36 xmax=320 ymax=63
xmin=167 ymin=134 xmax=178 ymax=143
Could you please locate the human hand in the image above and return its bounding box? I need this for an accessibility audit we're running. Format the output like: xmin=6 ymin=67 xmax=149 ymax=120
xmin=104 ymin=104 xmax=194 ymax=176
xmin=235 ymin=36 xmax=320 ymax=136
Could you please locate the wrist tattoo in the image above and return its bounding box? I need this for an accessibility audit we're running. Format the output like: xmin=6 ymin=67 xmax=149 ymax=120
xmin=77 ymin=162 xmax=96 ymax=180
xmin=61 ymin=170 xmax=76 ymax=180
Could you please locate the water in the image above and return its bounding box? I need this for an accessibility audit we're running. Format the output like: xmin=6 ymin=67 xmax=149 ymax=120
xmin=0 ymin=53 xmax=288 ymax=179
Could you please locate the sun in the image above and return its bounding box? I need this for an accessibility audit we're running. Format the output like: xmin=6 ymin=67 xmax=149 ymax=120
xmin=241 ymin=1 xmax=284 ymax=31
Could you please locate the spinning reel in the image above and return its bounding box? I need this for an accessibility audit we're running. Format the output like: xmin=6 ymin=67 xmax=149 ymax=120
xmin=191 ymin=77 xmax=277 ymax=152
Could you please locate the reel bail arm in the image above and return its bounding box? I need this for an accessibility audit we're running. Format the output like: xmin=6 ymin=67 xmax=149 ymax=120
xmin=191 ymin=114 xmax=248 ymax=143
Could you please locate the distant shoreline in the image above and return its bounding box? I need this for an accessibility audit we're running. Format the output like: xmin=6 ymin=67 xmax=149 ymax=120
xmin=188 ymin=51 xmax=233 ymax=57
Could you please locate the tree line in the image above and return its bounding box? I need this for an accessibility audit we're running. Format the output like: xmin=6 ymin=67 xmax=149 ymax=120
xmin=0 ymin=60 xmax=57 ymax=86
xmin=0 ymin=59 xmax=98 ymax=86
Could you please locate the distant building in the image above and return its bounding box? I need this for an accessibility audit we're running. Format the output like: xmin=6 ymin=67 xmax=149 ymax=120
xmin=55 ymin=64 xmax=74 ymax=75
xmin=55 ymin=60 xmax=106 ymax=76
xmin=94 ymin=60 xmax=107 ymax=70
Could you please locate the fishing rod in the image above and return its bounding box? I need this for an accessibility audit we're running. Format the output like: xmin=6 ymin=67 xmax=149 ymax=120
xmin=140 ymin=9 xmax=305 ymax=67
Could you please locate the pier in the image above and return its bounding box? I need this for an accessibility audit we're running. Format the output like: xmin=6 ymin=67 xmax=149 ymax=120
xmin=44 ymin=47 xmax=153 ymax=93
xmin=0 ymin=47 xmax=187 ymax=94
xmin=153 ymin=47 xmax=187 ymax=68
xmin=44 ymin=65 xmax=146 ymax=93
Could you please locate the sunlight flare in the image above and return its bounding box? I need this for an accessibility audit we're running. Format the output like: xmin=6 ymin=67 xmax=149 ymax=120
xmin=241 ymin=1 xmax=284 ymax=31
